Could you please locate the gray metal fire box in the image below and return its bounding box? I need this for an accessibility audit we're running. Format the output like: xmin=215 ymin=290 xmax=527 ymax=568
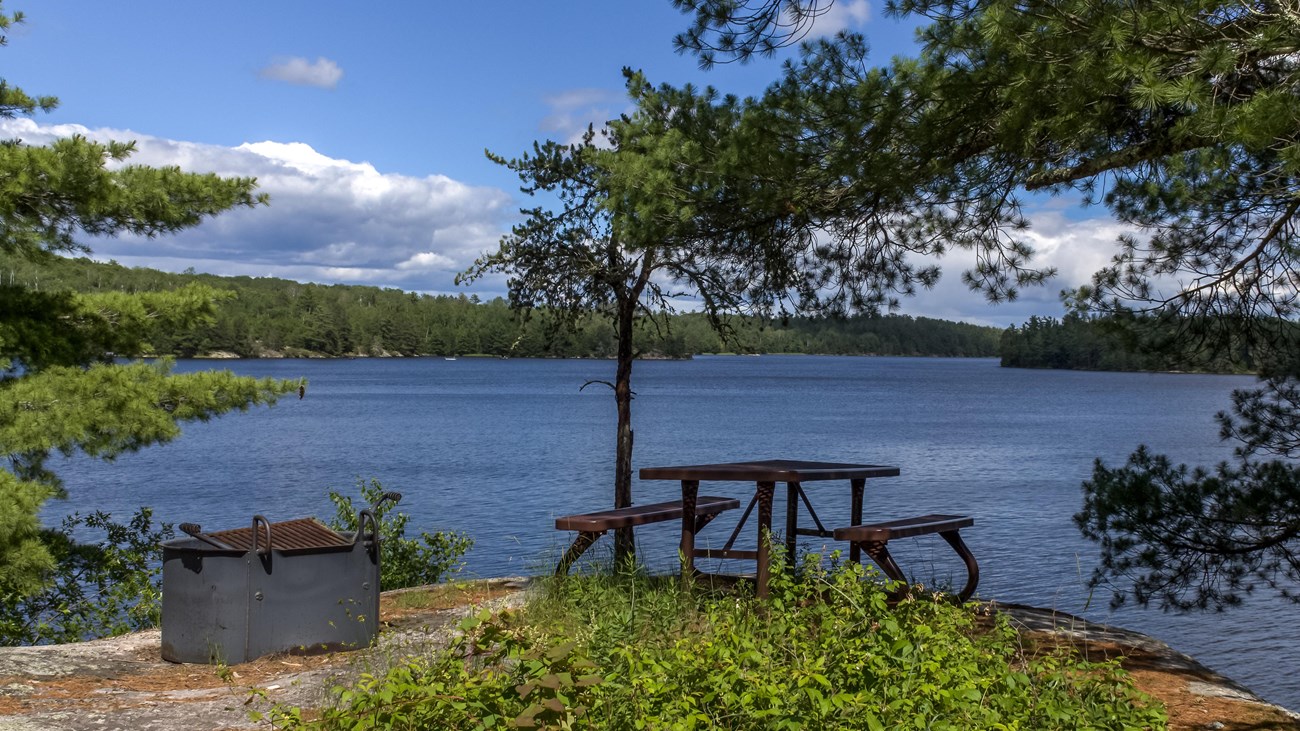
xmin=161 ymin=510 xmax=382 ymax=664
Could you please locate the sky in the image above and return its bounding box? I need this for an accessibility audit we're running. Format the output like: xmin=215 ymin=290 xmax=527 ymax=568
xmin=3 ymin=0 xmax=1128 ymax=327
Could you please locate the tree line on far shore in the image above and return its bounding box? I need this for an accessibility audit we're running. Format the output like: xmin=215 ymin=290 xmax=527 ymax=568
xmin=998 ymin=313 xmax=1266 ymax=373
xmin=19 ymin=256 xmax=1280 ymax=374
xmin=7 ymin=255 xmax=1003 ymax=359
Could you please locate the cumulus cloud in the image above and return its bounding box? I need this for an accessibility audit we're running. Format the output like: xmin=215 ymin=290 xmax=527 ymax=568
xmin=809 ymin=0 xmax=871 ymax=37
xmin=539 ymin=88 xmax=626 ymax=146
xmin=397 ymin=251 xmax=456 ymax=271
xmin=0 ymin=116 xmax=1133 ymax=324
xmin=259 ymin=56 xmax=343 ymax=89
xmin=1021 ymin=209 xmax=1129 ymax=288
xmin=902 ymin=203 xmax=1133 ymax=327
xmin=0 ymin=117 xmax=512 ymax=294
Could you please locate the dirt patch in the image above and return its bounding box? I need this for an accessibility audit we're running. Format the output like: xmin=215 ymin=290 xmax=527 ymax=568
xmin=998 ymin=603 xmax=1299 ymax=731
xmin=1131 ymin=667 xmax=1298 ymax=731
xmin=379 ymin=580 xmax=519 ymax=624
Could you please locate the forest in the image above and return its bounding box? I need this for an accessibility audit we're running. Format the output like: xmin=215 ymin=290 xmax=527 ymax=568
xmin=5 ymin=256 xmax=1003 ymax=359
xmin=998 ymin=313 xmax=1258 ymax=373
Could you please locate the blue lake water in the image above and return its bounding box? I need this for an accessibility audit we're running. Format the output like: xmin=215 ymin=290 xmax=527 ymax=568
xmin=46 ymin=355 xmax=1297 ymax=709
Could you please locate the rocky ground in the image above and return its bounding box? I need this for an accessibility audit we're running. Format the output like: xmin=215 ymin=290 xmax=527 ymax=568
xmin=0 ymin=580 xmax=1294 ymax=731
xmin=0 ymin=580 xmax=528 ymax=731
xmin=994 ymin=603 xmax=1299 ymax=731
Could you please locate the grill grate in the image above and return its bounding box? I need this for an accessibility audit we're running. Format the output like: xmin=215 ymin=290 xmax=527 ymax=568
xmin=206 ymin=517 xmax=352 ymax=552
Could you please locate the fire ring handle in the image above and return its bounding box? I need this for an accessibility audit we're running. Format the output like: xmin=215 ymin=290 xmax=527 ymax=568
xmin=357 ymin=509 xmax=379 ymax=551
xmin=251 ymin=514 xmax=272 ymax=556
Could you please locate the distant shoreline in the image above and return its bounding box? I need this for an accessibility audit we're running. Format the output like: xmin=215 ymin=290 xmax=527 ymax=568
xmin=181 ymin=351 xmax=997 ymax=361
xmin=179 ymin=351 xmax=1251 ymax=377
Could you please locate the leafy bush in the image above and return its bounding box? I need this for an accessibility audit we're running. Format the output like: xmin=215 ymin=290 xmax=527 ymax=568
xmin=327 ymin=477 xmax=473 ymax=590
xmin=0 ymin=508 xmax=171 ymax=646
xmin=277 ymin=557 xmax=1166 ymax=729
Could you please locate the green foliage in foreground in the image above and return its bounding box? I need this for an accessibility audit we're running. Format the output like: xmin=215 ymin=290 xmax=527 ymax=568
xmin=1078 ymin=446 xmax=1300 ymax=611
xmin=0 ymin=355 xmax=293 ymax=596
xmin=272 ymin=561 xmax=1166 ymax=730
xmin=0 ymin=508 xmax=171 ymax=646
xmin=327 ymin=478 xmax=473 ymax=591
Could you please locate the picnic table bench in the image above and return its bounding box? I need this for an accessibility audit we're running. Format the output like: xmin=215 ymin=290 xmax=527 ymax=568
xmin=833 ymin=514 xmax=979 ymax=601
xmin=554 ymin=496 xmax=740 ymax=575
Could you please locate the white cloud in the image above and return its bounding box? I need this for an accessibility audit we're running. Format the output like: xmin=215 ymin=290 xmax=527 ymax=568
xmin=902 ymin=204 xmax=1133 ymax=327
xmin=259 ymin=56 xmax=343 ymax=90
xmin=0 ymin=117 xmax=513 ymax=294
xmin=539 ymin=88 xmax=626 ymax=146
xmin=1022 ymin=210 xmax=1129 ymax=287
xmin=397 ymin=251 xmax=456 ymax=271
xmin=0 ymin=117 xmax=1132 ymax=325
xmin=810 ymin=0 xmax=871 ymax=37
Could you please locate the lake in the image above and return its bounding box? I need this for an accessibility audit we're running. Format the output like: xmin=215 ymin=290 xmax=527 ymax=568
xmin=47 ymin=355 xmax=1297 ymax=709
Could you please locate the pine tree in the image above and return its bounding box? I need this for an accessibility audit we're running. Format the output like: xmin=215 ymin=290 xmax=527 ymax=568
xmin=459 ymin=128 xmax=666 ymax=561
xmin=459 ymin=81 xmax=792 ymax=561
xmin=670 ymin=0 xmax=1300 ymax=610
xmin=0 ymin=5 xmax=294 ymax=597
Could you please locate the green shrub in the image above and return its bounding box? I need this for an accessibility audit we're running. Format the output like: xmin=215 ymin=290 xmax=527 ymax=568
xmin=278 ymin=556 xmax=1167 ymax=730
xmin=0 ymin=508 xmax=171 ymax=646
xmin=327 ymin=477 xmax=473 ymax=590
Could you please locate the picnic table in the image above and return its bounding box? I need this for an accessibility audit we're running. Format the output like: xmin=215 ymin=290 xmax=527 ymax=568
xmin=637 ymin=459 xmax=900 ymax=598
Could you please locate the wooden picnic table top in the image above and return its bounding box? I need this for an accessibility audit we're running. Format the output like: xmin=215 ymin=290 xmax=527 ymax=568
xmin=639 ymin=459 xmax=900 ymax=483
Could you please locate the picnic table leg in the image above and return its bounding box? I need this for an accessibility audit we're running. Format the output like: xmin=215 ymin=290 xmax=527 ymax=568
xmin=858 ymin=539 xmax=907 ymax=586
xmin=849 ymin=478 xmax=865 ymax=564
xmin=555 ymin=530 xmax=605 ymax=576
xmin=784 ymin=481 xmax=800 ymax=567
xmin=679 ymin=480 xmax=699 ymax=587
xmin=940 ymin=529 xmax=980 ymax=602
xmin=756 ymin=481 xmax=775 ymax=599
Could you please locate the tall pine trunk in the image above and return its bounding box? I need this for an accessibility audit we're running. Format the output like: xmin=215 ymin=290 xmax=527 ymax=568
xmin=613 ymin=299 xmax=636 ymax=564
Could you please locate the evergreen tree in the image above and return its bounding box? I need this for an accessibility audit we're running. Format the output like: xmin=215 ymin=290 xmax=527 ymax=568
xmin=670 ymin=0 xmax=1300 ymax=610
xmin=458 ymin=128 xmax=677 ymax=561
xmin=0 ymin=5 xmax=294 ymax=597
xmin=459 ymin=81 xmax=815 ymax=560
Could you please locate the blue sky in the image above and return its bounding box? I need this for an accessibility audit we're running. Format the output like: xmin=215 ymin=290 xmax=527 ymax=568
xmin=3 ymin=1 xmax=1119 ymax=326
